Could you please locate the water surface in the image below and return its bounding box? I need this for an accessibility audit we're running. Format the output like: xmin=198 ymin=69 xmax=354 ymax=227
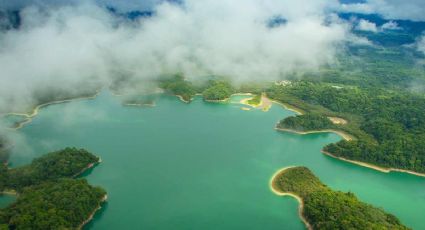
xmin=5 ymin=92 xmax=425 ymax=229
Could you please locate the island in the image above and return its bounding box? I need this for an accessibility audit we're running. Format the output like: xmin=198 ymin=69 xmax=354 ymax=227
xmin=0 ymin=147 xmax=106 ymax=229
xmin=0 ymin=179 xmax=106 ymax=230
xmin=277 ymin=114 xmax=335 ymax=132
xmin=271 ymin=166 xmax=410 ymax=230
xmin=159 ymin=75 xmax=197 ymax=103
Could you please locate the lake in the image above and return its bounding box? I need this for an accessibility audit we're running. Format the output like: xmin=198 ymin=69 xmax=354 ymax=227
xmin=3 ymin=91 xmax=425 ymax=229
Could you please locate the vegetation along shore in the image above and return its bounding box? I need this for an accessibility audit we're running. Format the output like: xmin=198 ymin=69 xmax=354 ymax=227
xmin=270 ymin=166 xmax=410 ymax=230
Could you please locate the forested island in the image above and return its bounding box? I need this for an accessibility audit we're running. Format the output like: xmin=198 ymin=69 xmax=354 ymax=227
xmin=159 ymin=75 xmax=197 ymax=102
xmin=0 ymin=148 xmax=106 ymax=229
xmin=277 ymin=114 xmax=335 ymax=132
xmin=271 ymin=166 xmax=410 ymax=230
xmin=6 ymin=148 xmax=100 ymax=191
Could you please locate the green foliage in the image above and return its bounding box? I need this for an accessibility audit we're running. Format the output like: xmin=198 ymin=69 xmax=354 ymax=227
xmin=0 ymin=179 xmax=106 ymax=230
xmin=247 ymin=94 xmax=261 ymax=106
xmin=268 ymin=81 xmax=425 ymax=173
xmin=0 ymin=148 xmax=105 ymax=229
xmin=278 ymin=114 xmax=334 ymax=132
xmin=0 ymin=136 xmax=10 ymax=164
xmin=159 ymin=75 xmax=197 ymax=102
xmin=274 ymin=167 xmax=410 ymax=230
xmin=0 ymin=165 xmax=8 ymax=192
xmin=305 ymin=45 xmax=425 ymax=91
xmin=202 ymin=80 xmax=234 ymax=101
xmin=7 ymin=147 xmax=99 ymax=191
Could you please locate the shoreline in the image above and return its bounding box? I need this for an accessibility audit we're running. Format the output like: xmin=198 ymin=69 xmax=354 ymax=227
xmin=239 ymin=94 xmax=272 ymax=111
xmin=123 ymin=102 xmax=156 ymax=107
xmin=78 ymin=194 xmax=108 ymax=230
xmin=276 ymin=126 xmax=425 ymax=177
xmin=73 ymin=157 xmax=102 ymax=178
xmin=275 ymin=127 xmax=354 ymax=141
xmin=0 ymin=189 xmax=17 ymax=196
xmin=269 ymin=167 xmax=313 ymax=230
xmin=175 ymin=95 xmax=192 ymax=103
xmin=204 ymin=98 xmax=230 ymax=103
xmin=322 ymin=151 xmax=425 ymax=178
xmin=269 ymin=99 xmax=304 ymax=115
xmin=4 ymin=91 xmax=101 ymax=131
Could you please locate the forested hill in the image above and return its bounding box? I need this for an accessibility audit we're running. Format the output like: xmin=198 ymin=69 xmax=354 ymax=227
xmin=0 ymin=179 xmax=106 ymax=229
xmin=268 ymin=81 xmax=425 ymax=173
xmin=0 ymin=147 xmax=106 ymax=229
xmin=272 ymin=167 xmax=410 ymax=230
xmin=277 ymin=114 xmax=335 ymax=132
xmin=6 ymin=147 xmax=100 ymax=191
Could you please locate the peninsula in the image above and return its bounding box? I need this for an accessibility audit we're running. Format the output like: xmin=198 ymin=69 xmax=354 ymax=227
xmin=271 ymin=166 xmax=410 ymax=230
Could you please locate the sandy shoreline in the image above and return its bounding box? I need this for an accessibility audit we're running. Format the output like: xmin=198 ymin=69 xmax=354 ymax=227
xmin=275 ymin=127 xmax=354 ymax=141
xmin=270 ymin=167 xmax=313 ymax=230
xmin=239 ymin=94 xmax=272 ymax=111
xmin=322 ymin=151 xmax=425 ymax=177
xmin=204 ymin=98 xmax=230 ymax=103
xmin=175 ymin=95 xmax=192 ymax=103
xmin=0 ymin=189 xmax=17 ymax=196
xmin=4 ymin=91 xmax=100 ymax=130
xmin=73 ymin=157 xmax=102 ymax=178
xmin=277 ymin=126 xmax=425 ymax=177
xmin=269 ymin=99 xmax=304 ymax=115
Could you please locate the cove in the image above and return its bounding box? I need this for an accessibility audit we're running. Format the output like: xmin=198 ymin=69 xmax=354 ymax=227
xmin=4 ymin=91 xmax=425 ymax=229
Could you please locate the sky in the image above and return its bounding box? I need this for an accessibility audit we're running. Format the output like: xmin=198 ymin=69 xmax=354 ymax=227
xmin=0 ymin=0 xmax=424 ymax=114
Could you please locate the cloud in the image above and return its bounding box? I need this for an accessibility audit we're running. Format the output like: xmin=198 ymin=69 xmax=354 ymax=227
xmin=340 ymin=0 xmax=425 ymax=21
xmin=355 ymin=19 xmax=378 ymax=32
xmin=381 ymin=21 xmax=401 ymax=30
xmin=0 ymin=0 xmax=350 ymax=114
xmin=0 ymin=0 xmax=160 ymax=12
xmin=418 ymin=36 xmax=425 ymax=54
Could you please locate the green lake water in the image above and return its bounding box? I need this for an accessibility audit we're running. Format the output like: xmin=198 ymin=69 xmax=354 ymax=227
xmin=3 ymin=91 xmax=425 ymax=229
xmin=0 ymin=195 xmax=15 ymax=208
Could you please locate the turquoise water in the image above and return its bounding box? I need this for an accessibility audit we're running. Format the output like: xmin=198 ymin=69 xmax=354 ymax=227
xmin=0 ymin=195 xmax=15 ymax=208
xmin=4 ymin=91 xmax=425 ymax=229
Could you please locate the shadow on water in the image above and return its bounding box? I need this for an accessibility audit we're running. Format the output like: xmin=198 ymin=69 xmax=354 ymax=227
xmin=83 ymin=201 xmax=110 ymax=230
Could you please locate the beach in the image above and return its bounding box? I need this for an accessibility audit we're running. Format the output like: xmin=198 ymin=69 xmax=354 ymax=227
xmin=322 ymin=150 xmax=425 ymax=178
xmin=270 ymin=167 xmax=313 ymax=230
xmin=275 ymin=127 xmax=354 ymax=141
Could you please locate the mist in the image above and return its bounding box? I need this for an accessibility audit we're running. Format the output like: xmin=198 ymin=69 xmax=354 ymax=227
xmin=0 ymin=0 xmax=354 ymax=114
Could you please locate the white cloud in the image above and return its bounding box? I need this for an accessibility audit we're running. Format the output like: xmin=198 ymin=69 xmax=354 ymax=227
xmin=339 ymin=3 xmax=375 ymax=14
xmin=356 ymin=19 xmax=378 ymax=32
xmin=340 ymin=0 xmax=425 ymax=21
xmin=381 ymin=21 xmax=401 ymax=30
xmin=0 ymin=0 xmax=160 ymax=11
xmin=418 ymin=36 xmax=425 ymax=54
xmin=0 ymin=0 xmax=350 ymax=114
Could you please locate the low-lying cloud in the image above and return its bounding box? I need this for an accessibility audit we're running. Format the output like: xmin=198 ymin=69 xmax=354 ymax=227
xmin=0 ymin=0 xmax=351 ymax=113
